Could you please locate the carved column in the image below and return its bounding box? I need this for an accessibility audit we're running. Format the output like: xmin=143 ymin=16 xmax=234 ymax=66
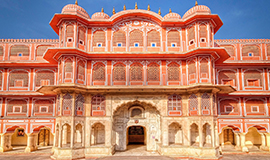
xmin=162 ymin=119 xmax=169 ymax=146
xmin=214 ymin=125 xmax=219 ymax=147
xmin=240 ymin=133 xmax=248 ymax=152
xmin=260 ymin=133 xmax=267 ymax=150
xmin=198 ymin=121 xmax=203 ymax=147
xmin=235 ymin=133 xmax=241 ymax=150
xmin=197 ymin=93 xmax=202 ymax=115
xmin=62 ymin=125 xmax=67 ymax=145
xmin=25 ymin=133 xmax=38 ymax=153
xmin=105 ymin=122 xmax=112 ymax=147
xmin=70 ymin=93 xmax=76 ymax=148
xmin=265 ymin=133 xmax=270 ymax=151
xmin=211 ymin=120 xmax=215 ymax=147
xmin=58 ymin=126 xmax=62 ymax=147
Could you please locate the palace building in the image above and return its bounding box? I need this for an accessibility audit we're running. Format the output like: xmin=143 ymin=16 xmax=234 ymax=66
xmin=0 ymin=1 xmax=270 ymax=160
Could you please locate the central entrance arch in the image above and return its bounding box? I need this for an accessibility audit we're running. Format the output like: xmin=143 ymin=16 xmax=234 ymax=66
xmin=113 ymin=100 xmax=160 ymax=152
xmin=127 ymin=126 xmax=146 ymax=145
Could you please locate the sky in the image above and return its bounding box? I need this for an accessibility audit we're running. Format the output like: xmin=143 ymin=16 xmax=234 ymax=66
xmin=0 ymin=0 xmax=270 ymax=40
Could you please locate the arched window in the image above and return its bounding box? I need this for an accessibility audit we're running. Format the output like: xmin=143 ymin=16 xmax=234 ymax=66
xmin=91 ymin=123 xmax=105 ymax=145
xmin=10 ymin=45 xmax=29 ymax=56
xmin=75 ymin=94 xmax=84 ymax=116
xmin=91 ymin=95 xmax=106 ymax=116
xmin=113 ymin=31 xmax=126 ymax=47
xmin=201 ymin=93 xmax=210 ymax=115
xmin=130 ymin=63 xmax=143 ymax=81
xmin=200 ymin=59 xmax=208 ymax=79
xmin=147 ymin=30 xmax=160 ymax=47
xmin=130 ymin=30 xmax=143 ymax=47
xmin=33 ymin=99 xmax=54 ymax=116
xmin=113 ymin=63 xmax=126 ymax=81
xmin=93 ymin=62 xmax=105 ymax=81
xmin=77 ymin=60 xmax=85 ymax=82
xmin=93 ymin=31 xmax=105 ymax=47
xmin=62 ymin=93 xmax=72 ymax=116
xmin=131 ymin=108 xmax=142 ymax=117
xmin=169 ymin=123 xmax=183 ymax=145
xmin=190 ymin=123 xmax=199 ymax=146
xmin=167 ymin=30 xmax=180 ymax=47
xmin=188 ymin=59 xmax=196 ymax=84
xmin=9 ymin=70 xmax=29 ymax=88
xmin=78 ymin=27 xmax=86 ymax=45
xmin=64 ymin=59 xmax=73 ymax=79
xmin=189 ymin=94 xmax=198 ymax=115
xmin=167 ymin=62 xmax=180 ymax=81
xmin=188 ymin=26 xmax=195 ymax=45
xmin=168 ymin=94 xmax=182 ymax=116
xmin=147 ymin=63 xmax=160 ymax=81
xmin=35 ymin=70 xmax=54 ymax=87
xmin=199 ymin=24 xmax=207 ymax=43
xmin=36 ymin=45 xmax=51 ymax=57
xmin=66 ymin=25 xmax=74 ymax=42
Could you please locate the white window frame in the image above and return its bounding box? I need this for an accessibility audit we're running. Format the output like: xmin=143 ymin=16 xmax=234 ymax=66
xmin=134 ymin=43 xmax=139 ymax=47
xmin=251 ymin=106 xmax=259 ymax=112
xmin=97 ymin=43 xmax=102 ymax=47
xmin=171 ymin=43 xmax=177 ymax=47
xmin=151 ymin=42 xmax=156 ymax=47
xmin=200 ymin=38 xmax=206 ymax=43
xmin=189 ymin=39 xmax=194 ymax=46
xmin=79 ymin=39 xmax=84 ymax=45
xmin=67 ymin=37 xmax=73 ymax=42
xmin=225 ymin=105 xmax=233 ymax=113
xmin=117 ymin=43 xmax=122 ymax=47
xmin=13 ymin=106 xmax=22 ymax=113
xmin=39 ymin=106 xmax=49 ymax=113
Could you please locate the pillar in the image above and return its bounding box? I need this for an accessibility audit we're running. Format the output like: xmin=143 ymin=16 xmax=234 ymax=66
xmin=105 ymin=122 xmax=112 ymax=147
xmin=162 ymin=120 xmax=169 ymax=146
xmin=62 ymin=125 xmax=67 ymax=145
xmin=58 ymin=126 xmax=62 ymax=147
xmin=265 ymin=133 xmax=270 ymax=152
xmin=199 ymin=122 xmax=203 ymax=147
xmin=260 ymin=133 xmax=268 ymax=150
xmin=240 ymin=133 xmax=248 ymax=152
xmin=0 ymin=134 xmax=12 ymax=152
xmin=235 ymin=133 xmax=241 ymax=150
xmin=215 ymin=125 xmax=219 ymax=147
xmin=211 ymin=121 xmax=215 ymax=147
xmin=25 ymin=133 xmax=38 ymax=153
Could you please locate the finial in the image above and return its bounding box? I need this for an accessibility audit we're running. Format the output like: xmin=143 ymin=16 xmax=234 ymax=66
xmin=169 ymin=8 xmax=172 ymax=13
xmin=112 ymin=7 xmax=116 ymax=14
xmin=123 ymin=5 xmax=126 ymax=10
xmin=158 ymin=8 xmax=161 ymax=15
xmin=75 ymin=0 xmax=78 ymax=5
xmin=135 ymin=2 xmax=138 ymax=9
xmin=147 ymin=4 xmax=150 ymax=11
xmin=101 ymin=8 xmax=104 ymax=13
xmin=195 ymin=0 xmax=198 ymax=6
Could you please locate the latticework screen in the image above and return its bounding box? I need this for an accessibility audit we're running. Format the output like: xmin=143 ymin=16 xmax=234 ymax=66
xmin=7 ymin=99 xmax=27 ymax=113
xmin=242 ymin=45 xmax=260 ymax=56
xmin=221 ymin=45 xmax=235 ymax=56
xmin=57 ymin=95 xmax=60 ymax=115
xmin=77 ymin=61 xmax=85 ymax=80
xmin=113 ymin=63 xmax=126 ymax=81
xmin=199 ymin=24 xmax=207 ymax=38
xmin=147 ymin=63 xmax=160 ymax=81
xmin=78 ymin=27 xmax=85 ymax=43
xmin=33 ymin=99 xmax=53 ymax=114
xmin=0 ymin=71 xmax=2 ymax=87
xmin=218 ymin=70 xmax=236 ymax=85
xmin=0 ymin=46 xmax=3 ymax=56
xmin=9 ymin=70 xmax=28 ymax=87
xmin=201 ymin=93 xmax=210 ymax=110
xmin=75 ymin=94 xmax=85 ymax=116
xmin=10 ymin=45 xmax=29 ymax=56
xmin=36 ymin=46 xmax=50 ymax=57
xmin=168 ymin=94 xmax=182 ymax=111
xmin=188 ymin=60 xmax=196 ymax=80
xmin=220 ymin=99 xmax=239 ymax=113
xmin=130 ymin=30 xmax=143 ymax=46
xmin=200 ymin=59 xmax=208 ymax=78
xmin=93 ymin=31 xmax=105 ymax=46
xmin=188 ymin=26 xmax=195 ymax=42
xmin=92 ymin=95 xmax=105 ymax=111
xmin=267 ymin=45 xmax=270 ymax=56
xmin=167 ymin=31 xmax=180 ymax=47
xmin=130 ymin=63 xmax=143 ymax=81
xmin=189 ymin=94 xmax=198 ymax=111
xmin=64 ymin=59 xmax=73 ymax=79
xmin=113 ymin=31 xmax=126 ymax=46
xmin=35 ymin=70 xmax=54 ymax=87
xmin=93 ymin=63 xmax=105 ymax=81
xmin=167 ymin=63 xmax=180 ymax=81
xmin=244 ymin=70 xmax=262 ymax=86
xmin=66 ymin=25 xmax=74 ymax=38
xmin=245 ymin=99 xmax=265 ymax=113
xmin=147 ymin=30 xmax=160 ymax=46
xmin=62 ymin=93 xmax=72 ymax=115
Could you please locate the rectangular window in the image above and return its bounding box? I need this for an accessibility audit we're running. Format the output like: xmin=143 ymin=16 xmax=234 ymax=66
xmin=251 ymin=106 xmax=259 ymax=112
xmin=225 ymin=106 xmax=233 ymax=113
xmin=134 ymin=43 xmax=139 ymax=47
xmin=151 ymin=42 xmax=156 ymax=47
xmin=117 ymin=43 xmax=122 ymax=47
xmin=171 ymin=43 xmax=176 ymax=47
xmin=13 ymin=106 xmax=22 ymax=113
xmin=247 ymin=79 xmax=259 ymax=87
xmin=14 ymin=80 xmax=23 ymax=87
xmin=41 ymin=80 xmax=50 ymax=86
xmin=40 ymin=106 xmax=48 ymax=113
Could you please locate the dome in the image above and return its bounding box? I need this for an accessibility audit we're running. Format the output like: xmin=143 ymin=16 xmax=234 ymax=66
xmin=182 ymin=5 xmax=211 ymax=19
xmin=61 ymin=4 xmax=90 ymax=19
xmin=164 ymin=12 xmax=181 ymax=20
xmin=91 ymin=12 xmax=110 ymax=20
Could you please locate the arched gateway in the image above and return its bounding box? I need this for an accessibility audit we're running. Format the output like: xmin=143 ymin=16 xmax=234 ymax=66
xmin=113 ymin=100 xmax=160 ymax=151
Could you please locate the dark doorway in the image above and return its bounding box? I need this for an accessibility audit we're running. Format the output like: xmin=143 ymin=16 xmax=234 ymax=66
xmin=224 ymin=129 xmax=234 ymax=145
xmin=128 ymin=126 xmax=145 ymax=145
xmin=38 ymin=129 xmax=50 ymax=146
